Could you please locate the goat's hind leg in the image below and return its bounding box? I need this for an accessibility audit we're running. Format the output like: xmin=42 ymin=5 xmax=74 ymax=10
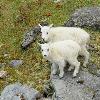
xmin=69 ymin=59 xmax=80 ymax=77
xmin=81 ymin=45 xmax=89 ymax=67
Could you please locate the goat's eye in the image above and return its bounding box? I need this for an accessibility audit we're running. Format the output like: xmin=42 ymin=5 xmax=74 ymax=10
xmin=41 ymin=49 xmax=43 ymax=51
xmin=47 ymin=32 xmax=48 ymax=34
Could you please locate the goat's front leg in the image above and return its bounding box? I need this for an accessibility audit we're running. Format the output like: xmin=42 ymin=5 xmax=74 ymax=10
xmin=68 ymin=58 xmax=80 ymax=77
xmin=51 ymin=63 xmax=58 ymax=75
xmin=57 ymin=60 xmax=65 ymax=78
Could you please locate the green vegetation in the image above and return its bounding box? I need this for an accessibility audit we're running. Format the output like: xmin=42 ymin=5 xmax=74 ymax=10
xmin=0 ymin=0 xmax=100 ymax=93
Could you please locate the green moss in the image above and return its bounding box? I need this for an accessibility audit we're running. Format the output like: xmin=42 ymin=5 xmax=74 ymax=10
xmin=0 ymin=0 xmax=100 ymax=93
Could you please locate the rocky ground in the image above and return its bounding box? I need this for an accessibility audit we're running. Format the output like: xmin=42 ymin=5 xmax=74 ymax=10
xmin=51 ymin=69 xmax=100 ymax=100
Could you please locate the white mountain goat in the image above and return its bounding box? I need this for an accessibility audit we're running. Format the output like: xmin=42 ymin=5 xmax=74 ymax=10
xmin=39 ymin=24 xmax=90 ymax=67
xmin=40 ymin=40 xmax=81 ymax=78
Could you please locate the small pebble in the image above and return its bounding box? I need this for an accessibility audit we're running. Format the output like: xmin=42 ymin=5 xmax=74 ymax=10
xmin=76 ymin=80 xmax=84 ymax=84
xmin=96 ymin=69 xmax=100 ymax=77
xmin=10 ymin=60 xmax=23 ymax=67
xmin=53 ymin=0 xmax=62 ymax=3
xmin=4 ymin=54 xmax=9 ymax=57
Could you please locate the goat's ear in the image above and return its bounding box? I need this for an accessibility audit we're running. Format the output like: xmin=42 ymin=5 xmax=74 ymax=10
xmin=49 ymin=24 xmax=53 ymax=28
xmin=38 ymin=24 xmax=42 ymax=28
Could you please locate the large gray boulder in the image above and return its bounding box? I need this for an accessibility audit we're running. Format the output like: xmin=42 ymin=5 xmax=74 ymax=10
xmin=64 ymin=7 xmax=100 ymax=30
xmin=21 ymin=22 xmax=49 ymax=49
xmin=21 ymin=26 xmax=41 ymax=49
xmin=0 ymin=83 xmax=42 ymax=100
xmin=50 ymin=69 xmax=100 ymax=100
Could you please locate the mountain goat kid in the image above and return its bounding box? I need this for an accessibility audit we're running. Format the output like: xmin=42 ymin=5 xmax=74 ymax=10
xmin=40 ymin=40 xmax=81 ymax=78
xmin=39 ymin=24 xmax=90 ymax=67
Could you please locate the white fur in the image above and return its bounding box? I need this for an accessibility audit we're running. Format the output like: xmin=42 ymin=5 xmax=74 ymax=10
xmin=39 ymin=25 xmax=90 ymax=67
xmin=40 ymin=40 xmax=81 ymax=78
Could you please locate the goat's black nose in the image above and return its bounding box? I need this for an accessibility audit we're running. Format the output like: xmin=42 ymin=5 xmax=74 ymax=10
xmin=44 ymin=55 xmax=47 ymax=57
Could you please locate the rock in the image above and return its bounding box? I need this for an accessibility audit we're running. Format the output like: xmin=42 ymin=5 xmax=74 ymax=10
xmin=0 ymin=83 xmax=42 ymax=100
xmin=51 ymin=75 xmax=67 ymax=100
xmin=21 ymin=22 xmax=49 ymax=49
xmin=4 ymin=53 xmax=10 ymax=57
xmin=0 ymin=71 xmax=8 ymax=78
xmin=87 ymin=63 xmax=97 ymax=75
xmin=49 ymin=69 xmax=100 ymax=100
xmin=10 ymin=60 xmax=23 ymax=67
xmin=43 ymin=97 xmax=52 ymax=100
xmin=64 ymin=7 xmax=100 ymax=30
xmin=21 ymin=28 xmax=37 ymax=50
xmin=96 ymin=69 xmax=100 ymax=77
xmin=94 ymin=91 xmax=100 ymax=100
xmin=76 ymin=80 xmax=84 ymax=84
xmin=43 ymin=80 xmax=54 ymax=97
